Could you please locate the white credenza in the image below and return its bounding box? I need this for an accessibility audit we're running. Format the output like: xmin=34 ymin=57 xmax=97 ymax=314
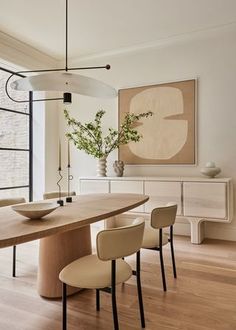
xmin=79 ymin=176 xmax=233 ymax=244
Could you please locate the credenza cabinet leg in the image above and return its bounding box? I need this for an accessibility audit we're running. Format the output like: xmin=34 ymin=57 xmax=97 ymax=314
xmin=188 ymin=218 xmax=205 ymax=244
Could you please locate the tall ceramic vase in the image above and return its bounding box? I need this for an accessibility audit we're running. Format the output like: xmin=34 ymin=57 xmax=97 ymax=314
xmin=97 ymin=156 xmax=107 ymax=177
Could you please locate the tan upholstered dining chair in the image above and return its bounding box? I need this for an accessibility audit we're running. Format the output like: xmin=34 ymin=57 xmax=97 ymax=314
xmin=43 ymin=191 xmax=76 ymax=200
xmin=59 ymin=218 xmax=146 ymax=330
xmin=142 ymin=204 xmax=178 ymax=291
xmin=106 ymin=204 xmax=178 ymax=292
xmin=0 ymin=197 xmax=26 ymax=277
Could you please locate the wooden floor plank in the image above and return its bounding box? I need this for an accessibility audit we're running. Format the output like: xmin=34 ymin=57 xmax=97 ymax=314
xmin=0 ymin=236 xmax=235 ymax=329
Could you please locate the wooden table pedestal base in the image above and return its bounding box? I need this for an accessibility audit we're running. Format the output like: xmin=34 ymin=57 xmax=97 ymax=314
xmin=37 ymin=225 xmax=91 ymax=298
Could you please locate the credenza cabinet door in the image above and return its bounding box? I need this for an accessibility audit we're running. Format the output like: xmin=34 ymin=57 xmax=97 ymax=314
xmin=79 ymin=180 xmax=109 ymax=194
xmin=183 ymin=182 xmax=227 ymax=219
xmin=144 ymin=181 xmax=182 ymax=215
xmin=110 ymin=180 xmax=144 ymax=212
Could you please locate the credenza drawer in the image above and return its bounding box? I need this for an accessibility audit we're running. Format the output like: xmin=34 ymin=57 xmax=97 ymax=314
xmin=80 ymin=180 xmax=109 ymax=194
xmin=144 ymin=181 xmax=182 ymax=215
xmin=110 ymin=180 xmax=144 ymax=212
xmin=183 ymin=182 xmax=227 ymax=219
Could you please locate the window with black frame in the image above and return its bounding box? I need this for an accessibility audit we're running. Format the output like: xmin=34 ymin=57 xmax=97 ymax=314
xmin=0 ymin=66 xmax=33 ymax=201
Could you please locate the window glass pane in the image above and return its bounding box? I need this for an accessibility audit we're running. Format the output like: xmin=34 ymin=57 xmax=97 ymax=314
xmin=0 ymin=187 xmax=29 ymax=201
xmin=0 ymin=71 xmax=30 ymax=113
xmin=0 ymin=110 xmax=29 ymax=149
xmin=0 ymin=150 xmax=29 ymax=187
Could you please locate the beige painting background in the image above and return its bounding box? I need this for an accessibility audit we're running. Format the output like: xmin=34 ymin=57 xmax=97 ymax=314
xmin=118 ymin=79 xmax=196 ymax=165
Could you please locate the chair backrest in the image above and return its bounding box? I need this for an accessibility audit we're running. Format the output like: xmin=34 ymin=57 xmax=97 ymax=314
xmin=43 ymin=191 xmax=76 ymax=199
xmin=0 ymin=197 xmax=26 ymax=208
xmin=96 ymin=217 xmax=145 ymax=261
xmin=151 ymin=204 xmax=177 ymax=229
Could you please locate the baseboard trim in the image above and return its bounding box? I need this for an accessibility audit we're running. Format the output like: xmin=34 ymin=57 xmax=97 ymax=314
xmin=205 ymin=224 xmax=236 ymax=241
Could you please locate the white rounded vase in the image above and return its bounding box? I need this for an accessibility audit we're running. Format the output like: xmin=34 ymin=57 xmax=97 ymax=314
xmin=97 ymin=157 xmax=107 ymax=177
xmin=200 ymin=161 xmax=221 ymax=178
xmin=201 ymin=167 xmax=221 ymax=178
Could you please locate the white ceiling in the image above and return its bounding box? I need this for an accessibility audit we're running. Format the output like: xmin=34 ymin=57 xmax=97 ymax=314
xmin=0 ymin=0 xmax=236 ymax=61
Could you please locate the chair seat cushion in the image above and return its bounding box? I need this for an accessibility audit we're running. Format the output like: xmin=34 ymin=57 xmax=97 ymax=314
xmin=59 ymin=254 xmax=132 ymax=289
xmin=142 ymin=227 xmax=169 ymax=249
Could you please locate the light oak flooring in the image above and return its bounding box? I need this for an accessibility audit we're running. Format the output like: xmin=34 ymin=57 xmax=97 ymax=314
xmin=0 ymin=236 xmax=235 ymax=330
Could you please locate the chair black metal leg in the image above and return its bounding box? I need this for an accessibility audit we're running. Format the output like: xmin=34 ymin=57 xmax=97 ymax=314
xmin=12 ymin=245 xmax=16 ymax=277
xmin=170 ymin=226 xmax=177 ymax=278
xmin=111 ymin=260 xmax=119 ymax=330
xmin=136 ymin=251 xmax=145 ymax=328
xmin=62 ymin=283 xmax=67 ymax=330
xmin=159 ymin=247 xmax=167 ymax=291
xmin=159 ymin=229 xmax=167 ymax=292
xmin=96 ymin=289 xmax=100 ymax=311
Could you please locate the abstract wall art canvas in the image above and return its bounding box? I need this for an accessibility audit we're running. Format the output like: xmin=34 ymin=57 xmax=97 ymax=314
xmin=118 ymin=79 xmax=196 ymax=165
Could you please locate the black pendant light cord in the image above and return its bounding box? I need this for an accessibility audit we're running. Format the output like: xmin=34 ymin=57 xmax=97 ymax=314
xmin=66 ymin=0 xmax=68 ymax=71
xmin=5 ymin=0 xmax=111 ymax=103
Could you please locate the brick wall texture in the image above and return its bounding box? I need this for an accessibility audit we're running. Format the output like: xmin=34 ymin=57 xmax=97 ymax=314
xmin=0 ymin=70 xmax=30 ymax=200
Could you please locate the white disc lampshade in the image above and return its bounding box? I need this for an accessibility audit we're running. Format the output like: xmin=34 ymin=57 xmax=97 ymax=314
xmin=10 ymin=72 xmax=117 ymax=98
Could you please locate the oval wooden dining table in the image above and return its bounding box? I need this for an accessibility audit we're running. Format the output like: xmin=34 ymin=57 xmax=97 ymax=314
xmin=0 ymin=193 xmax=149 ymax=298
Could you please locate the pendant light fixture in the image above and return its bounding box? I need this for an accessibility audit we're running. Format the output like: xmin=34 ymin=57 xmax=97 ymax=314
xmin=5 ymin=0 xmax=116 ymax=104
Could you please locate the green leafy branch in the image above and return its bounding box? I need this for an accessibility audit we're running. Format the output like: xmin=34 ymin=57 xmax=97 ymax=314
xmin=64 ymin=109 xmax=153 ymax=159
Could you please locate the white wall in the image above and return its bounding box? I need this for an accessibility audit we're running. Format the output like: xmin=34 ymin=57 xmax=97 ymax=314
xmin=59 ymin=24 xmax=236 ymax=241
xmin=32 ymin=92 xmax=60 ymax=199
xmin=44 ymin=93 xmax=60 ymax=193
xmin=32 ymin=92 xmax=45 ymax=201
